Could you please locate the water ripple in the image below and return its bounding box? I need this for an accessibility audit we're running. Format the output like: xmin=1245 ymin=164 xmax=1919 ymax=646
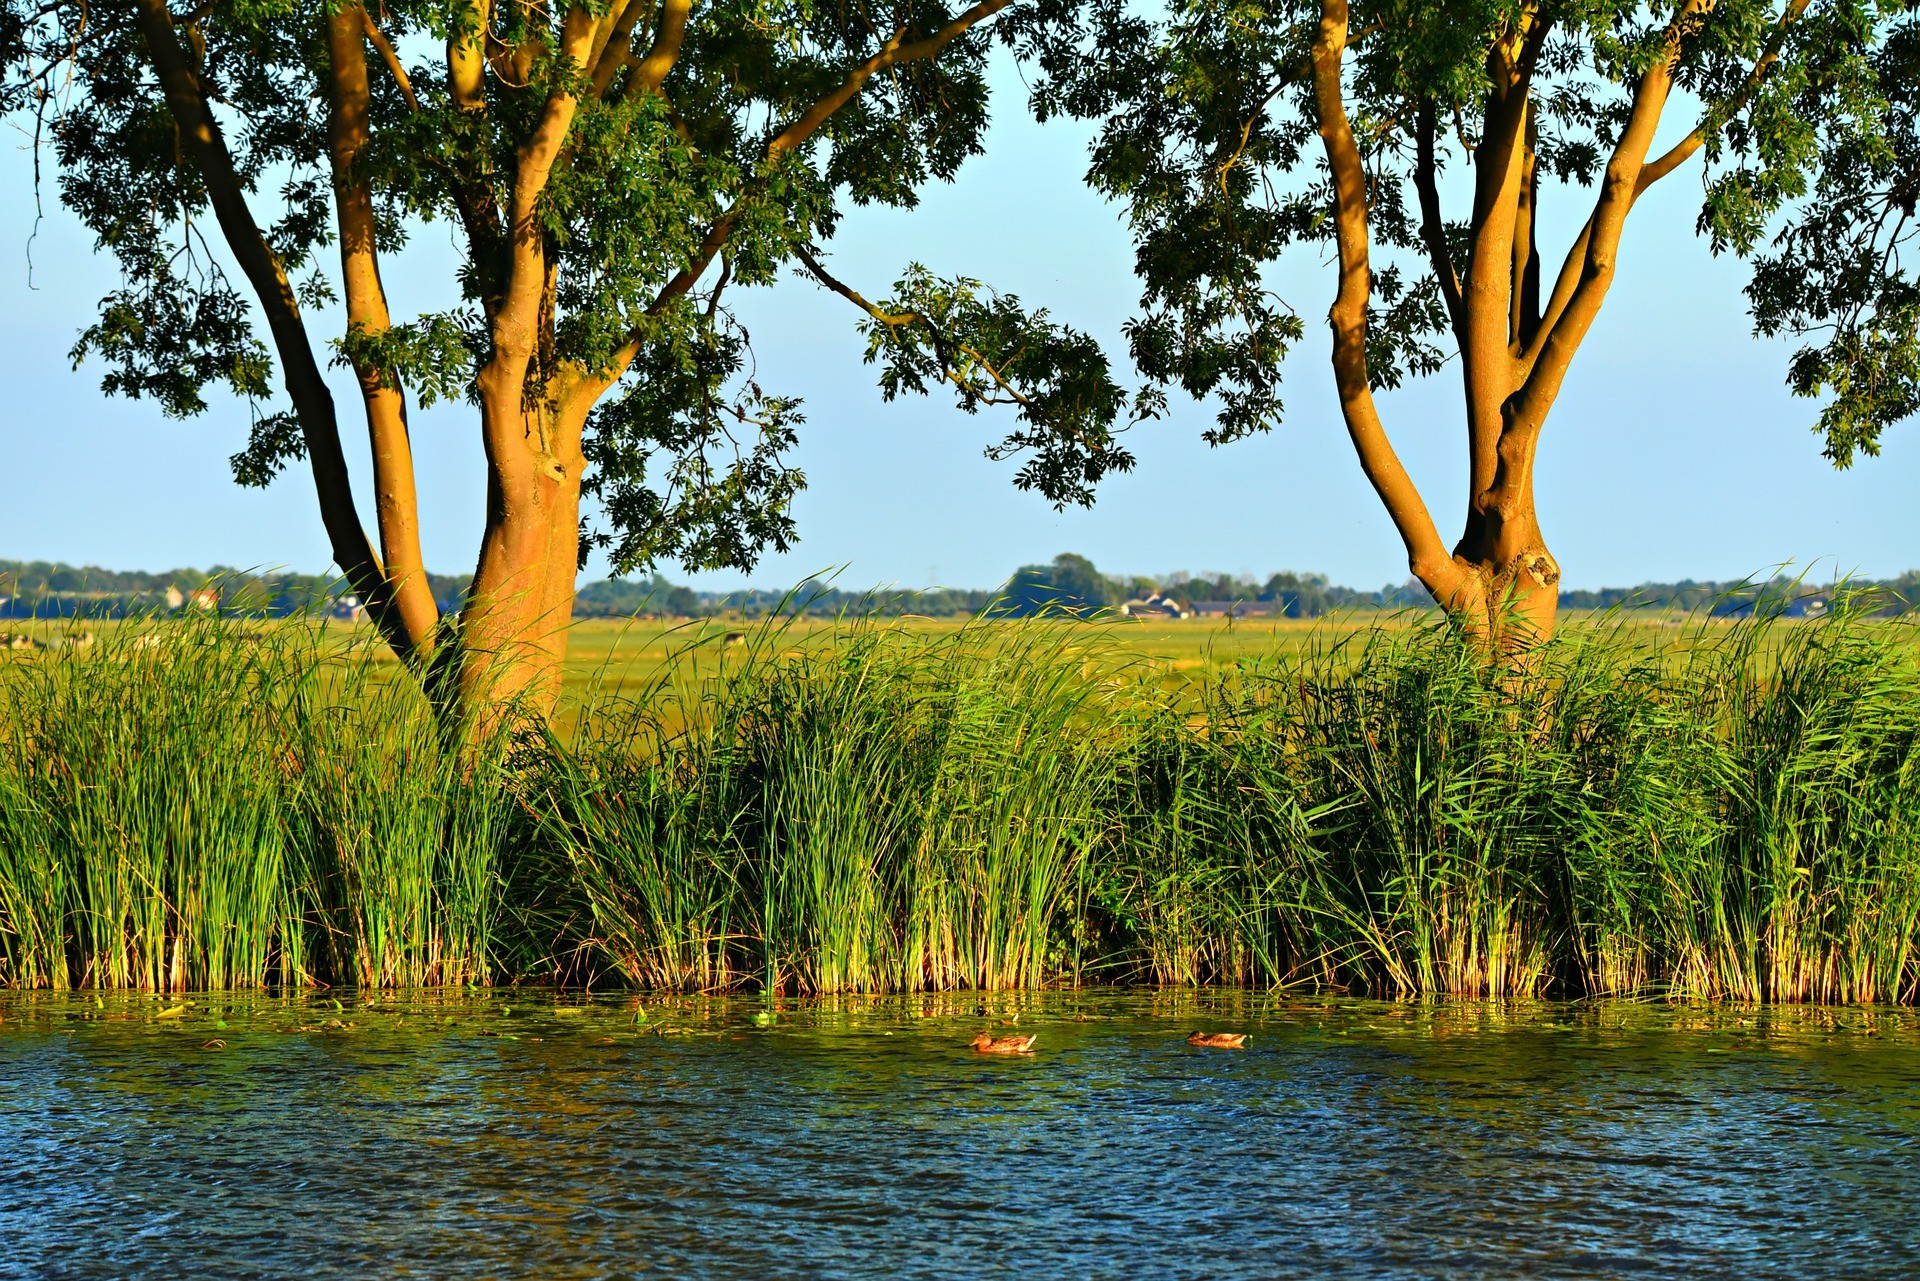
xmin=3 ymin=993 xmax=1918 ymax=1279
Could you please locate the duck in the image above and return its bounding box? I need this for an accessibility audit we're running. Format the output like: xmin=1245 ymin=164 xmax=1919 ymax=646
xmin=971 ymin=1032 xmax=1037 ymax=1055
xmin=1186 ymin=1031 xmax=1248 ymax=1048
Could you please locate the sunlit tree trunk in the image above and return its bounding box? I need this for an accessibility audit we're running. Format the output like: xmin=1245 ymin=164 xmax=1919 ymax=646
xmin=457 ymin=385 xmax=588 ymax=718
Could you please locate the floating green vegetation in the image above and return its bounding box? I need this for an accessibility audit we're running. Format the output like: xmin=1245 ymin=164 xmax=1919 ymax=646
xmin=2 ymin=607 xmax=1919 ymax=1003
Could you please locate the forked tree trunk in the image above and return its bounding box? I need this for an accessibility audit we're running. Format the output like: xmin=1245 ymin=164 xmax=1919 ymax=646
xmin=1447 ymin=505 xmax=1561 ymax=652
xmin=1307 ymin=0 xmax=1736 ymax=659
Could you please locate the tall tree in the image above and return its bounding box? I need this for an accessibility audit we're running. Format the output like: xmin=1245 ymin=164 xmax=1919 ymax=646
xmin=1 ymin=0 xmax=1129 ymax=717
xmin=1011 ymin=0 xmax=1920 ymax=645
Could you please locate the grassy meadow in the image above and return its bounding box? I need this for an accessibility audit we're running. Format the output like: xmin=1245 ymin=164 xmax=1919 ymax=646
xmin=4 ymin=606 xmax=1920 ymax=1003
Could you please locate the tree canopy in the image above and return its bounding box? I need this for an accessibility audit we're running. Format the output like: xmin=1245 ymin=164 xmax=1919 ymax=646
xmin=0 ymin=0 xmax=1131 ymax=712
xmin=1007 ymin=0 xmax=1920 ymax=640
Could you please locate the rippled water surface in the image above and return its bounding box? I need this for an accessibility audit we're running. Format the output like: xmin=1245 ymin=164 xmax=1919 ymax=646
xmin=4 ymin=990 xmax=1920 ymax=1279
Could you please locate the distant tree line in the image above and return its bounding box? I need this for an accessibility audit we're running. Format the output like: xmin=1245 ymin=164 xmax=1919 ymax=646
xmin=991 ymin=555 xmax=1434 ymax=618
xmin=8 ymin=556 xmax=1919 ymax=622
xmin=979 ymin=555 xmax=1920 ymax=621
xmin=0 ymin=561 xmax=467 ymax=619
xmin=1557 ymin=573 xmax=1920 ymax=617
xmin=577 ymin=576 xmax=1001 ymax=620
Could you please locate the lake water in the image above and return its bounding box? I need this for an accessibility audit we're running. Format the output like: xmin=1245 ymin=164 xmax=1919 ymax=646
xmin=3 ymin=990 xmax=1918 ymax=1279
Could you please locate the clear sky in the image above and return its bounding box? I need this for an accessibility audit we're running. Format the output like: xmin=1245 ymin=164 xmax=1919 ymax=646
xmin=2 ymin=55 xmax=1915 ymax=593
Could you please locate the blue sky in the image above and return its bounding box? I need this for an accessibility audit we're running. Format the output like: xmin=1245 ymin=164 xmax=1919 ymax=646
xmin=2 ymin=56 xmax=1915 ymax=593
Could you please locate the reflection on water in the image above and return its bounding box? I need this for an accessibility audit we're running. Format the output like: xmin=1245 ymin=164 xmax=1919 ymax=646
xmin=4 ymin=990 xmax=1919 ymax=1279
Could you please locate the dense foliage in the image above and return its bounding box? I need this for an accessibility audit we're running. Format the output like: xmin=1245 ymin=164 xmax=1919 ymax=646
xmin=0 ymin=0 xmax=1133 ymax=577
xmin=1008 ymin=0 xmax=1920 ymax=462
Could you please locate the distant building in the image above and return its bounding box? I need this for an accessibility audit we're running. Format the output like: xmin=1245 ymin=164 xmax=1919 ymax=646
xmin=1120 ymin=593 xmax=1191 ymax=620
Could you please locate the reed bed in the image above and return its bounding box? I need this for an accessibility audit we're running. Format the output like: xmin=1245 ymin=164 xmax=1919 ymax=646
xmin=3 ymin=607 xmax=1920 ymax=1002
xmin=0 ymin=621 xmax=510 ymax=991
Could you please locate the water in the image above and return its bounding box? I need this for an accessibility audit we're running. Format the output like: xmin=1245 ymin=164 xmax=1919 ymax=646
xmin=4 ymin=990 xmax=1919 ymax=1279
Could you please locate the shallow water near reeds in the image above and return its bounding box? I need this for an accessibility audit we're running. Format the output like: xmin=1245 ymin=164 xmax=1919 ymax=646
xmin=4 ymin=991 xmax=1919 ymax=1279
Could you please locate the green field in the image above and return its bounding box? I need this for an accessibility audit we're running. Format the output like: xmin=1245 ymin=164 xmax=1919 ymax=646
xmin=11 ymin=605 xmax=1865 ymax=697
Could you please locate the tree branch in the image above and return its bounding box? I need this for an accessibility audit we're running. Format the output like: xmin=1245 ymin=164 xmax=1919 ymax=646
xmin=1639 ymin=0 xmax=1813 ymax=192
xmin=440 ymin=0 xmax=508 ymax=320
xmin=794 ymin=243 xmax=1033 ymax=408
xmin=767 ymin=0 xmax=1012 ymax=160
xmin=448 ymin=0 xmax=488 ymax=113
xmin=1460 ymin=13 xmax=1552 ymax=502
xmin=129 ymin=0 xmax=402 ymax=646
xmin=1507 ymin=0 xmax=1706 ymax=450
xmin=623 ymin=0 xmax=689 ymax=98
xmin=1521 ymin=0 xmax=1807 ymax=378
xmin=361 ymin=9 xmax=419 ymax=112
xmin=328 ymin=3 xmax=439 ymax=652
xmin=486 ymin=9 xmax=599 ymax=374
xmin=1510 ymin=109 xmax=1540 ymax=351
xmin=588 ymin=0 xmax=649 ymax=88
xmin=1311 ymin=0 xmax=1461 ymax=601
xmin=577 ymin=0 xmax=1012 ymax=406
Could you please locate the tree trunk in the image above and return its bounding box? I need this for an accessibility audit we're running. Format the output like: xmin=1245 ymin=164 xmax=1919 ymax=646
xmin=1445 ymin=511 xmax=1560 ymax=651
xmin=455 ymin=378 xmax=588 ymax=722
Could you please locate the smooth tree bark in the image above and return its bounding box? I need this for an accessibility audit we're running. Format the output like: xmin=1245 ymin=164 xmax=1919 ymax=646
xmin=1018 ymin=0 xmax=1880 ymax=650
xmin=9 ymin=0 xmax=1129 ymax=721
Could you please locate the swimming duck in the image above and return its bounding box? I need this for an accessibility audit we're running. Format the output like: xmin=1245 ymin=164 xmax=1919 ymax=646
xmin=971 ymin=1032 xmax=1037 ymax=1055
xmin=1186 ymin=1031 xmax=1248 ymax=1048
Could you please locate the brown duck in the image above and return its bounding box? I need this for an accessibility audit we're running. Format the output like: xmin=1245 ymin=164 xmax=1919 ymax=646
xmin=1187 ymin=1031 xmax=1248 ymax=1049
xmin=971 ymin=1032 xmax=1037 ymax=1055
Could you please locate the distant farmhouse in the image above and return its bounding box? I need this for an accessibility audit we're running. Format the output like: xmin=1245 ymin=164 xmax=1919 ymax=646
xmin=1119 ymin=592 xmax=1191 ymax=620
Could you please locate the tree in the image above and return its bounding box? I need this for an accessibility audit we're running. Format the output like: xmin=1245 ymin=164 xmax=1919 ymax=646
xmin=1012 ymin=0 xmax=1920 ymax=646
xmin=2 ymin=0 xmax=1130 ymax=719
xmin=995 ymin=551 xmax=1120 ymax=614
xmin=1260 ymin=571 xmax=1334 ymax=617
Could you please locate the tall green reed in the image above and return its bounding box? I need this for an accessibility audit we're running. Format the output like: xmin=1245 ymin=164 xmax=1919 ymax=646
xmin=0 ymin=619 xmax=512 ymax=990
xmin=1664 ymin=606 xmax=1920 ymax=1002
xmin=293 ymin=646 xmax=511 ymax=989
xmin=0 ymin=623 xmax=306 ymax=989
xmin=535 ymin=617 xmax=1120 ymax=993
xmin=7 ymin=605 xmax=1920 ymax=1003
